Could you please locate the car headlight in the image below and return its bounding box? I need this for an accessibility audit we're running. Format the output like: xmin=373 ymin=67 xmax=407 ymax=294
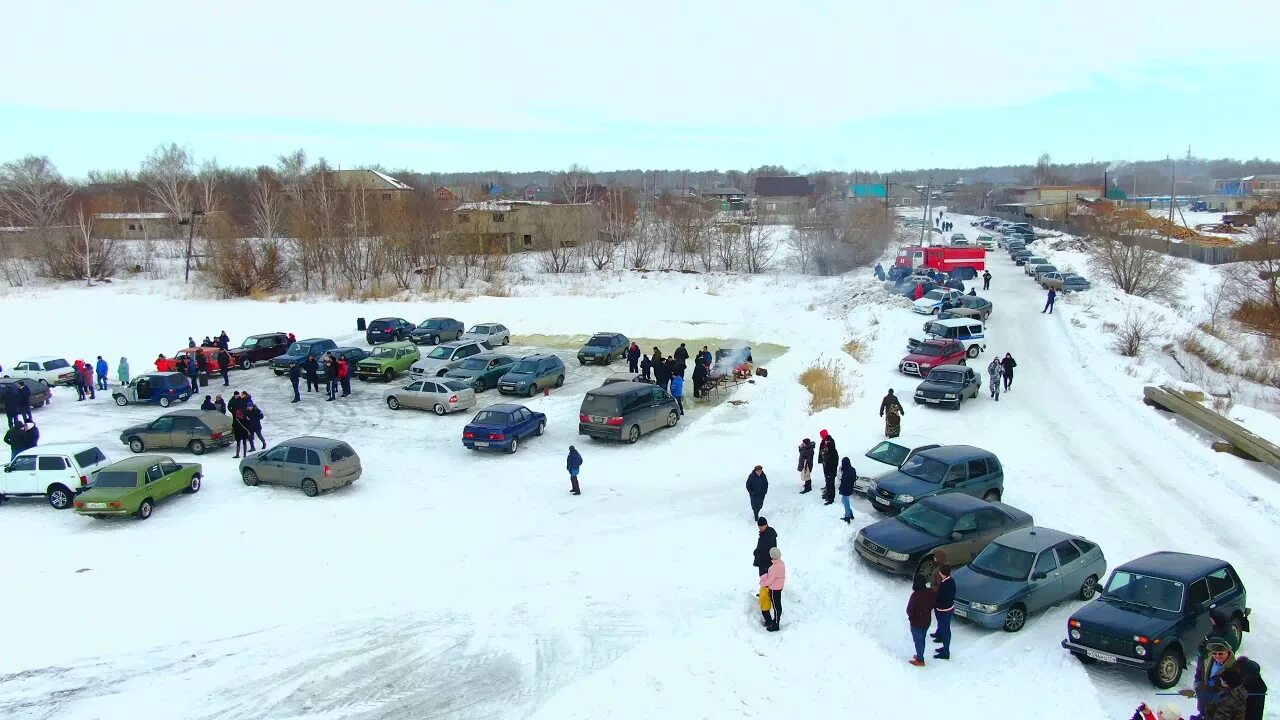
xmin=914 ymin=390 xmax=925 ymax=396
xmin=971 ymin=602 xmax=1000 ymax=613
xmin=1069 ymin=628 xmax=1081 ymax=640
xmin=868 ymin=481 xmax=878 ymax=493
xmin=885 ymin=550 xmax=910 ymax=562
xmin=1134 ymin=645 xmax=1147 ymax=657
xmin=895 ymin=493 xmax=914 ymax=503
xmin=944 ymin=393 xmax=957 ymax=399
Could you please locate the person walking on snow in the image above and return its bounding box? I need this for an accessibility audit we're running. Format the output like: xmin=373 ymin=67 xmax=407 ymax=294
xmin=288 ymin=361 xmax=302 ymax=403
xmin=94 ymin=357 xmax=108 ymax=391
xmin=982 ymin=269 xmax=992 ymax=291
xmin=217 ymin=348 xmax=232 ymax=386
xmin=797 ymin=438 xmax=815 ymax=494
xmin=880 ymin=389 xmax=905 ymax=438
xmin=338 ymin=357 xmax=351 ymax=397
xmin=907 ymin=574 xmax=936 ymax=667
xmin=838 ymin=457 xmax=857 ymax=522
xmin=746 ymin=465 xmax=768 ymax=521
xmin=753 ymin=517 xmax=778 ymax=577
xmin=987 ymin=358 xmax=1003 ymax=401
xmin=117 ymin=357 xmax=130 ymax=386
xmin=626 ymin=342 xmax=641 ymax=373
xmin=1000 ymin=353 xmax=1017 ymax=392
xmin=305 ymin=354 xmax=320 ymax=393
xmin=670 ymin=374 xmax=685 ymax=415
xmin=818 ymin=430 xmax=838 ymax=505
xmin=1042 ymin=287 xmax=1057 ymax=314
xmin=759 ymin=547 xmax=786 ymax=632
xmin=931 ymin=564 xmax=956 ymax=660
xmin=566 ymin=445 xmax=582 ymax=495
xmin=244 ymin=401 xmax=265 ymax=449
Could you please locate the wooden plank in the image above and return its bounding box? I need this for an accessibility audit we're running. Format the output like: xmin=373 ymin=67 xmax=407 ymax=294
xmin=1144 ymin=385 xmax=1280 ymax=470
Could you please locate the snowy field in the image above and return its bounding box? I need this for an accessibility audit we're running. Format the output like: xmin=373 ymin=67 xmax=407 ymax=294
xmin=2 ymin=213 xmax=1279 ymax=720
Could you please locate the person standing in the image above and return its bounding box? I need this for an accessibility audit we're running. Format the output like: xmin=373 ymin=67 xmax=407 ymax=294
xmin=219 ymin=330 xmax=230 ymax=349
xmin=566 ymin=445 xmax=582 ymax=495
xmin=324 ymin=354 xmax=338 ymax=401
xmin=71 ymin=361 xmax=86 ymax=401
xmin=652 ymin=352 xmax=671 ymax=393
xmin=217 ymin=348 xmax=232 ymax=386
xmin=305 ymin=354 xmax=320 ymax=393
xmin=4 ymin=421 xmax=37 ymax=461
xmin=201 ymin=395 xmax=216 ymax=411
xmin=232 ymin=407 xmax=251 ymax=458
xmin=288 ymin=361 xmax=302 ymax=403
xmin=746 ymin=465 xmax=768 ymax=521
xmin=674 ymin=343 xmax=689 ymax=366
xmin=1042 ymin=287 xmax=1057 ymax=314
xmin=81 ymin=362 xmax=96 ymax=399
xmin=188 ymin=337 xmax=196 ymax=349
xmin=1000 ymin=353 xmax=1017 ymax=392
xmin=691 ymin=358 xmax=708 ymax=399
xmin=838 ymin=457 xmax=857 ymax=522
xmin=17 ymin=382 xmax=33 ymax=424
xmin=1233 ymin=655 xmax=1267 ymax=720
xmin=640 ymin=353 xmax=652 ymax=381
xmin=797 ymin=438 xmax=815 ymax=494
xmin=982 ymin=269 xmax=992 ymax=291
xmin=338 ymin=357 xmax=351 ymax=397
xmin=228 ymin=390 xmax=244 ymax=415
xmin=907 ymin=574 xmax=936 ymax=667
xmin=987 ymin=358 xmax=1003 ymax=401
xmin=753 ymin=517 xmax=777 ymax=577
xmin=94 ymin=356 xmax=109 ymax=391
xmin=931 ymin=564 xmax=956 ymax=660
xmin=627 ymin=342 xmax=641 ymax=373
xmin=818 ymin=430 xmax=838 ymax=505
xmin=214 ymin=394 xmax=226 ymax=414
xmin=245 ymin=401 xmax=265 ymax=450
xmin=670 ymin=374 xmax=685 ymax=415
xmin=118 ymin=357 xmax=130 ymax=386
xmin=186 ymin=356 xmax=200 ymax=394
xmin=2 ymin=387 xmax=19 ymax=429
xmin=758 ymin=547 xmax=786 ymax=632
xmin=195 ymin=350 xmax=209 ymax=389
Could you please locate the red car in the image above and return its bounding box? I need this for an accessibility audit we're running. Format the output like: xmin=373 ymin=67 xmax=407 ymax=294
xmin=898 ymin=339 xmax=967 ymax=377
xmin=156 ymin=347 xmax=226 ymax=374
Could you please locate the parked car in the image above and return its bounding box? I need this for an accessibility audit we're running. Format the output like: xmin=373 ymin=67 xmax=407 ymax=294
xmin=600 ymin=372 xmax=655 ymax=386
xmin=365 ymin=317 xmax=415 ymax=345
xmin=227 ymin=332 xmax=290 ymax=369
xmin=1023 ymin=258 xmax=1051 ymax=276
xmin=950 ymin=233 xmax=969 ymax=246
xmin=239 ymin=437 xmax=361 ymax=497
xmin=899 ymin=339 xmax=968 ymax=377
xmin=271 ymin=338 xmax=338 ymax=375
xmin=1 ymin=443 xmax=111 ymax=509
xmin=1004 ymin=240 xmax=1026 ymax=254
xmin=119 ymin=409 xmax=233 ymax=455
xmin=73 ymin=455 xmax=202 ymax=519
xmin=907 ymin=318 xmax=986 ymax=358
xmin=579 ymin=382 xmax=680 ymax=443
xmin=857 ymin=435 xmax=941 ymax=495
xmin=914 ymin=365 xmax=982 ymax=409
xmin=498 ymin=354 xmax=566 ymax=396
xmin=956 ymin=295 xmax=994 ymax=320
xmin=577 ymin=332 xmax=630 ymax=365
xmin=953 ymin=527 xmax=1106 ymax=633
xmin=0 ymin=378 xmax=51 ymax=409
xmin=5 ymin=356 xmax=75 ymax=386
xmin=866 ymin=445 xmax=1004 ymax=513
xmin=854 ymin=494 xmax=1033 ymax=578
xmin=886 ymin=277 xmax=939 ymax=298
xmin=1041 ymin=272 xmax=1092 ymax=293
xmin=912 ymin=288 xmax=964 ymax=315
xmin=410 ymin=340 xmax=491 ymax=378
xmin=976 ymin=235 xmax=998 ymax=250
xmin=1031 ymin=264 xmax=1059 ymax=281
xmin=384 ymin=377 xmax=477 ymax=415
xmin=354 ymin=341 xmax=420 ymax=382
xmin=316 ymin=347 xmax=370 ymax=381
xmin=408 ymin=317 xmax=464 ymax=346
xmin=1061 ymin=552 xmax=1250 ymax=689
xmin=462 ymin=404 xmax=547 ymax=454
xmin=112 ymin=373 xmax=192 ymax=407
xmin=462 ymin=323 xmax=511 ymax=347
xmin=175 ymin=346 xmax=226 ymax=374
xmin=443 ymin=353 xmax=518 ymax=392
xmin=1012 ymin=249 xmax=1034 ymax=265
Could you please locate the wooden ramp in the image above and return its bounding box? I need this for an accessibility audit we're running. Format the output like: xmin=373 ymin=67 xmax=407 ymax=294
xmin=1143 ymin=385 xmax=1280 ymax=471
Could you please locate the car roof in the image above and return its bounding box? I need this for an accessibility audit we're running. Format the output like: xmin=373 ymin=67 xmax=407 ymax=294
xmin=371 ymin=317 xmax=405 ymax=322
xmin=333 ymin=346 xmax=364 ymax=353
xmin=280 ymin=436 xmax=349 ymax=450
xmin=142 ymin=372 xmax=186 ymax=380
xmin=18 ymin=442 xmax=99 ymax=453
xmin=930 ymin=318 xmax=980 ymax=327
xmin=422 ymin=316 xmax=456 ymax=322
xmin=297 ymin=338 xmax=332 ymax=343
xmin=605 ymin=372 xmax=644 ymax=380
xmin=104 ymin=455 xmax=174 ymax=471
xmin=919 ymin=338 xmax=961 ymax=347
xmin=482 ymin=403 xmax=526 ymax=414
xmin=927 ymin=364 xmax=969 ymax=372
xmin=993 ymin=526 xmax=1077 ymax=552
xmin=918 ymin=444 xmax=992 ymax=462
xmin=918 ymin=493 xmax=990 ymax=516
xmin=1115 ymin=552 xmax=1227 ymax=581
xmin=517 ymin=352 xmax=557 ymax=360
xmin=372 ymin=341 xmax=415 ymax=348
xmin=471 ymin=352 xmax=514 ymax=361
xmin=588 ymin=382 xmax=652 ymax=397
xmin=22 ymin=356 xmax=63 ymax=362
xmin=248 ymin=332 xmax=286 ymax=338
xmin=439 ymin=340 xmax=480 ymax=348
xmin=165 ymin=408 xmax=212 ymax=417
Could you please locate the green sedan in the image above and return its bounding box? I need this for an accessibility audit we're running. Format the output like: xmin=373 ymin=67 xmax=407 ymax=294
xmin=443 ymin=353 xmax=518 ymax=392
xmin=73 ymin=455 xmax=202 ymax=520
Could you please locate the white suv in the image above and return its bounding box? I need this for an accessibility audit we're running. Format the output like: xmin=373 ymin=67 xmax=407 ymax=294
xmin=2 ymin=443 xmax=112 ymax=509
xmin=6 ymin=356 xmax=76 ymax=386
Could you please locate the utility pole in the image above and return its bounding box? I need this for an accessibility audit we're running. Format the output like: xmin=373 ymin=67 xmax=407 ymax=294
xmin=1168 ymin=157 xmax=1176 ymax=231
xmin=920 ymin=177 xmax=933 ymax=246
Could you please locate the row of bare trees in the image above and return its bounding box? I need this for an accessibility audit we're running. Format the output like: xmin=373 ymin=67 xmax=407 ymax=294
xmin=786 ymin=202 xmax=894 ymax=275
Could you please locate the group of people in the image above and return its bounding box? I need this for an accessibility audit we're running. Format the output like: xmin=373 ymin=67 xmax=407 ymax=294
xmin=286 ymin=352 xmax=350 ymax=402
xmin=985 ymin=353 xmax=1017 ymax=401
xmin=3 ymin=418 xmax=38 ymax=461
xmin=629 ymin=342 xmax=714 ymax=412
xmin=199 ymin=390 xmax=266 ymax=456
xmin=905 ymin=552 xmax=957 ymax=664
xmin=69 ymin=357 xmax=122 ymax=400
xmin=2 ymin=380 xmax=36 ymax=429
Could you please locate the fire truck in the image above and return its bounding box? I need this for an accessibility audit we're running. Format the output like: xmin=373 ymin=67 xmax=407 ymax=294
xmin=890 ymin=245 xmax=986 ymax=280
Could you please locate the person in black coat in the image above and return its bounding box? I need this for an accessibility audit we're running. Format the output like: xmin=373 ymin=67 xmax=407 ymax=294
xmin=879 ymin=389 xmax=903 ymax=416
xmin=288 ymin=361 xmax=302 ymax=403
xmin=1234 ymin=655 xmax=1267 ymax=720
xmin=217 ymin=349 xmax=232 ymax=386
xmin=228 ymin=391 xmax=244 ymax=415
xmin=17 ymin=382 xmax=33 ymax=423
xmin=1000 ymin=353 xmax=1017 ymax=392
xmin=200 ymin=395 xmax=216 ymax=411
xmin=3 ymin=386 xmax=20 ymax=428
xmin=195 ymin=351 xmax=209 ymax=388
xmin=691 ymin=360 xmax=708 ymax=398
xmin=818 ymin=430 xmax=839 ymax=505
xmin=674 ymin=343 xmax=690 ymax=363
xmin=745 ymin=465 xmax=768 ymax=521
xmin=244 ymin=402 xmax=265 ymax=450
xmin=838 ymin=457 xmax=857 ymax=522
xmin=753 ymin=517 xmax=778 ymax=577
xmin=640 ymin=353 xmax=653 ymax=381
xmin=653 ymin=354 xmax=671 ymax=392
xmin=626 ymin=343 xmax=641 ymax=373
xmin=304 ymin=354 xmax=320 ymax=393
xmin=797 ymin=438 xmax=815 ymax=494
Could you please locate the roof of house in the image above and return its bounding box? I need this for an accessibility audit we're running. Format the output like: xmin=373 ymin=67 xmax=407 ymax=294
xmin=94 ymin=212 xmax=171 ymax=220
xmin=331 ymin=169 xmax=414 ymax=192
xmin=754 ymin=176 xmax=812 ymax=197
xmin=456 ymin=200 xmax=552 ymax=212
xmin=702 ymin=187 xmax=745 ymax=196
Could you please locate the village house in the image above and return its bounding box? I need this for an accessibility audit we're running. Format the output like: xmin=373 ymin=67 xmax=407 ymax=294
xmin=1203 ymin=175 xmax=1280 ymax=212
xmin=450 ymin=200 xmax=605 ymax=253
xmin=330 ymin=169 xmax=414 ymax=201
xmin=92 ymin=212 xmax=173 ymax=240
xmin=701 ymin=187 xmax=746 ymax=211
xmin=753 ymin=176 xmax=813 ymax=219
xmin=995 ymin=184 xmax=1103 ymax=222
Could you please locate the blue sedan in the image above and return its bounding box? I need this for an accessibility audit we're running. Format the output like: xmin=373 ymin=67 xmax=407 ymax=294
xmin=952 ymin=526 xmax=1107 ymax=632
xmin=461 ymin=403 xmax=547 ymax=454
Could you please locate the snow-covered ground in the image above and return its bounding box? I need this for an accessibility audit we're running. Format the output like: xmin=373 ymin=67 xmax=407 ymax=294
xmin=2 ymin=221 xmax=1278 ymax=720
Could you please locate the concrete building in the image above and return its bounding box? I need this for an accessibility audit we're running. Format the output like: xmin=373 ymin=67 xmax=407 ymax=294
xmin=450 ymin=201 xmax=605 ymax=253
xmin=93 ymin=212 xmax=173 ymax=240
xmin=1203 ymin=175 xmax=1280 ymax=212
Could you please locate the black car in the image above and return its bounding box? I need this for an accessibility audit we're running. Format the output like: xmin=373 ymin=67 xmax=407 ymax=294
xmin=409 ymin=317 xmax=464 ymax=346
xmin=316 ymin=347 xmax=371 ymax=381
xmin=366 ymin=317 xmax=414 ymax=345
xmin=914 ymin=365 xmax=981 ymax=409
xmin=854 ymin=494 xmax=1033 ymax=578
xmin=1062 ymin=552 xmax=1250 ymax=689
xmin=227 ymin=332 xmax=290 ymax=369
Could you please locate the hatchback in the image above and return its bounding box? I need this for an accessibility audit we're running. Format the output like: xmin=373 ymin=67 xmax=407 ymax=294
xmin=112 ymin=373 xmax=192 ymax=407
xmin=443 ymin=353 xmax=518 ymax=392
xmin=119 ymin=409 xmax=234 ymax=455
xmin=366 ymin=317 xmax=414 ymax=345
xmin=239 ymin=437 xmax=361 ymax=497
xmin=578 ymin=382 xmax=680 ymax=444
xmin=409 ymin=317 xmax=465 ymax=346
xmin=854 ymin=494 xmax=1033 ymax=578
xmin=498 ymin=354 xmax=565 ymax=396
xmin=410 ymin=340 xmax=491 ymax=378
xmin=577 ymin=333 xmax=629 ymax=365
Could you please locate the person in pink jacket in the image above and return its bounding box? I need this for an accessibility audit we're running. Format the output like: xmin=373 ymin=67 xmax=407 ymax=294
xmin=759 ymin=546 xmax=786 ymax=632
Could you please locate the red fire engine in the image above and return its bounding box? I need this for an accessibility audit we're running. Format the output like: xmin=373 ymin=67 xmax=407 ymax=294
xmin=892 ymin=245 xmax=986 ymax=280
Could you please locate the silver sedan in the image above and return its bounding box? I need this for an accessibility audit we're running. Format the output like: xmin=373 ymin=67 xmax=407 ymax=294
xmin=462 ymin=323 xmax=511 ymax=347
xmin=384 ymin=378 xmax=478 ymax=415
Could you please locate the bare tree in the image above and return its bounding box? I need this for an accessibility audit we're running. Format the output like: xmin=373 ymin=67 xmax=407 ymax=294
xmin=1086 ymin=228 xmax=1184 ymax=303
xmin=599 ymin=187 xmax=638 ymax=269
xmin=37 ymin=200 xmax=119 ymax=282
xmin=1111 ymin=313 xmax=1158 ymax=357
xmin=739 ymin=221 xmax=777 ymax=274
xmin=196 ymin=159 xmax=225 ymax=215
xmin=140 ymin=143 xmax=195 ymax=238
xmin=628 ymin=210 xmax=659 ymax=269
xmin=711 ymin=223 xmax=740 ymax=271
xmin=1222 ymin=212 xmax=1280 ymax=339
xmin=248 ymin=171 xmax=285 ymax=241
xmin=0 ymin=155 xmax=72 ymax=231
xmin=557 ymin=164 xmax=595 ymax=203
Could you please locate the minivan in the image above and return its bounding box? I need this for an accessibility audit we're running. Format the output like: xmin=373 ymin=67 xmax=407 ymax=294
xmin=2 ymin=443 xmax=112 ymax=508
xmin=498 ymin=354 xmax=566 ymax=396
xmin=579 ymin=382 xmax=680 ymax=444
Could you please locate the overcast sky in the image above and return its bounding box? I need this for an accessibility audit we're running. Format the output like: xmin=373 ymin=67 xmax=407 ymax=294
xmin=3 ymin=0 xmax=1276 ymax=178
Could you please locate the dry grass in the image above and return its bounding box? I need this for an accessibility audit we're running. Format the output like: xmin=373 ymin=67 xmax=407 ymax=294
xmin=1179 ymin=334 xmax=1229 ymax=373
xmin=484 ymin=279 xmax=512 ymax=297
xmin=798 ymin=360 xmax=847 ymax=413
xmin=335 ymin=281 xmax=398 ymax=301
xmin=842 ymin=338 xmax=869 ymax=362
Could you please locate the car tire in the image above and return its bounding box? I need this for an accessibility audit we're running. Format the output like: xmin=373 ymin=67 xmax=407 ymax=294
xmin=1079 ymin=575 xmax=1099 ymax=600
xmin=535 ymin=421 xmax=545 ymax=436
xmin=528 ymin=384 xmax=538 ymax=398
xmin=242 ymin=469 xmax=259 ymax=486
xmin=954 ymin=396 xmax=963 ymax=410
xmin=604 ymin=354 xmax=612 ymax=365
xmin=666 ymin=411 xmax=678 ymax=427
xmin=507 ymin=438 xmax=519 ymax=454
xmin=982 ymin=489 xmax=1001 ymax=502
xmin=159 ymin=397 xmax=171 ymax=408
xmin=129 ymin=437 xmax=145 ymax=453
xmin=189 ymin=439 xmax=206 ymax=455
xmin=1002 ymin=604 xmax=1027 ymax=633
xmin=1148 ymin=648 xmax=1184 ymax=689
xmin=915 ymin=556 xmax=937 ymax=581
xmin=387 ymin=396 xmax=401 ymax=410
xmin=47 ymin=484 xmax=73 ymax=510
xmin=555 ymin=375 xmax=564 ymax=388
xmin=579 ymin=359 xmax=586 ymax=365
xmin=114 ymin=395 xmax=128 ymax=406
xmin=137 ymin=499 xmax=154 ymax=520
xmin=1228 ymin=616 xmax=1245 ymax=650
xmin=437 ymin=369 xmax=448 ymax=377
xmin=502 ymin=336 xmax=509 ymax=345
xmin=301 ymin=479 xmax=319 ymax=497
xmin=966 ymin=345 xmax=980 ymax=358
xmin=274 ymin=370 xmax=284 ymax=376
xmin=240 ymin=358 xmax=254 ymax=370
xmin=433 ymin=403 xmax=447 ymax=416
xmin=186 ymin=474 xmax=202 ymax=493
xmin=627 ymin=425 xmax=641 ymax=444
xmin=384 ymin=369 xmax=394 ymax=383
xmin=914 ymin=398 xmax=923 ymax=405
xmin=931 ymin=307 xmax=940 ymax=316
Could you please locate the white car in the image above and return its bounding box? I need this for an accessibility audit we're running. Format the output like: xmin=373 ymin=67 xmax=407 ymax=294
xmin=976 ymin=235 xmax=997 ymax=250
xmin=6 ymin=356 xmax=75 ymax=386
xmin=409 ymin=340 xmax=492 ymax=378
xmin=907 ymin=317 xmax=987 ymax=358
xmin=461 ymin=323 xmax=511 ymax=347
xmin=912 ymin=289 xmax=963 ymax=315
xmin=2 ymin=443 xmax=112 ymax=509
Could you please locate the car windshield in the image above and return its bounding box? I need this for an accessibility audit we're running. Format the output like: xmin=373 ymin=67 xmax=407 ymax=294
xmin=924 ymin=322 xmax=947 ymax=336
xmin=287 ymin=343 xmax=311 ymax=355
xmin=419 ymin=319 xmax=445 ymax=329
xmin=1102 ymin=571 xmax=1183 ymax=613
xmin=240 ymin=337 xmax=262 ymax=348
xmin=471 ymin=410 xmax=510 ymax=424
xmin=914 ymin=344 xmax=948 ymax=357
xmin=458 ymin=358 xmax=489 ymax=371
xmin=586 ymin=336 xmax=612 ymax=347
xmin=467 ymin=326 xmax=486 ymax=334
xmin=427 ymin=347 xmax=453 ymax=360
xmin=970 ymin=543 xmax=1036 ymax=582
xmin=899 ymin=455 xmax=947 ymax=483
xmin=442 ymin=380 xmax=469 ymax=391
xmin=926 ymin=370 xmax=965 ymax=385
xmin=924 ymin=290 xmax=946 ymax=301
xmin=865 ymin=440 xmax=910 ymax=467
xmin=93 ymin=471 xmax=139 ymax=488
xmin=896 ymin=504 xmax=954 ymax=538
xmin=509 ymin=360 xmax=538 ymax=373
xmin=370 ymin=347 xmax=397 ymax=358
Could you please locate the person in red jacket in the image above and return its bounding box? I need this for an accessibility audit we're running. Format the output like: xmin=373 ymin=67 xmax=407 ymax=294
xmin=337 ymin=357 xmax=351 ymax=397
xmin=914 ymin=283 xmax=926 ymax=300
xmin=907 ymin=574 xmax=936 ymax=666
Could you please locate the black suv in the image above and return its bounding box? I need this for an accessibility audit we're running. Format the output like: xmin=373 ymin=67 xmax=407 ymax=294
xmin=366 ymin=317 xmax=414 ymax=345
xmin=1061 ymin=552 xmax=1250 ymax=688
xmin=914 ymin=365 xmax=981 ymax=409
xmin=409 ymin=317 xmax=464 ymax=346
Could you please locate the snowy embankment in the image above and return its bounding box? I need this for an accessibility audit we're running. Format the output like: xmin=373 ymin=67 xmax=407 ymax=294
xmin=0 ymin=232 xmax=1277 ymax=719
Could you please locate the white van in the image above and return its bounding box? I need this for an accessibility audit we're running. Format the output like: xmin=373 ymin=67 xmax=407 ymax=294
xmin=2 ymin=443 xmax=112 ymax=509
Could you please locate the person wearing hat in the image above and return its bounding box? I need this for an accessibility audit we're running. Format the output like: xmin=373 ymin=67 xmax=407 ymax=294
xmin=752 ymin=517 xmax=777 ymax=578
xmin=758 ymin=546 xmax=786 ymax=632
xmin=796 ymin=438 xmax=815 ymax=494
xmin=566 ymin=445 xmax=582 ymax=495
xmin=1204 ymin=667 xmax=1248 ymax=720
xmin=906 ymin=573 xmax=936 ymax=667
xmin=818 ymin=429 xmax=838 ymax=505
xmin=745 ymin=465 xmax=768 ymax=521
xmin=1183 ymin=639 xmax=1236 ymax=716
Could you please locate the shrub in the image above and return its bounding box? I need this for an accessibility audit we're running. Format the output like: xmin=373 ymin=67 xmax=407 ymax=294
xmin=206 ymin=239 xmax=289 ymax=298
xmin=842 ymin=338 xmax=868 ymax=362
xmin=1179 ymin=334 xmax=1229 ymax=373
xmin=1111 ymin=314 xmax=1157 ymax=357
xmin=798 ymin=360 xmax=847 ymax=413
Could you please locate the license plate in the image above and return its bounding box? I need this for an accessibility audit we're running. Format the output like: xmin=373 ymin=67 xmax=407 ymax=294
xmin=953 ymin=608 xmax=967 ymax=618
xmin=873 ymin=496 xmax=891 ymax=506
xmin=589 ymin=416 xmax=607 ymax=423
xmin=86 ymin=502 xmax=107 ymax=509
xmin=924 ymin=398 xmax=940 ymax=404
xmin=501 ymin=385 xmax=514 ymax=391
xmin=1085 ymin=649 xmax=1118 ymax=663
xmin=473 ymin=441 xmax=489 ymax=447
